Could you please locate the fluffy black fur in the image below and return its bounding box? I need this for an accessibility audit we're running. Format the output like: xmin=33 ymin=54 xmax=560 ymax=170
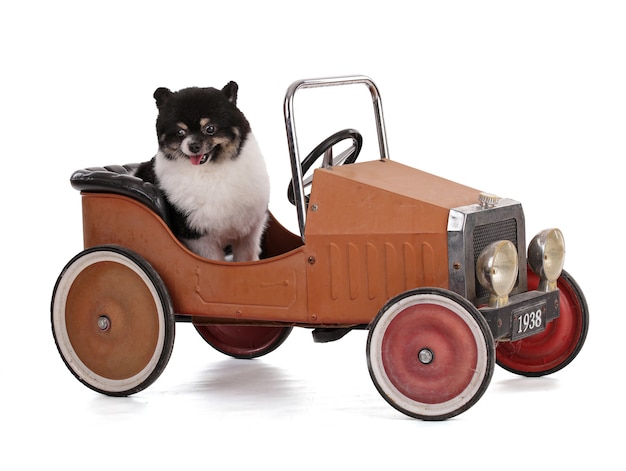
xmin=152 ymin=82 xmax=251 ymax=164
xmin=134 ymin=82 xmax=252 ymax=241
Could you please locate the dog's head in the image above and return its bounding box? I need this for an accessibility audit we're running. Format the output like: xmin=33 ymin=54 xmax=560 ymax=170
xmin=154 ymin=82 xmax=251 ymax=165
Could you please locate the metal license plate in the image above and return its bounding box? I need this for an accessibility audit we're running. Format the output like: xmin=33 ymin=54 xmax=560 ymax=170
xmin=511 ymin=301 xmax=547 ymax=340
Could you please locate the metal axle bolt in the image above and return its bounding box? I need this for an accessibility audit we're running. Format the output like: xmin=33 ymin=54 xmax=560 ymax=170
xmin=97 ymin=315 xmax=111 ymax=331
xmin=418 ymin=348 xmax=434 ymax=365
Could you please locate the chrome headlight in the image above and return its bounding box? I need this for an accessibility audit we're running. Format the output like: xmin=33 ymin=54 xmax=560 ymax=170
xmin=476 ymin=240 xmax=519 ymax=307
xmin=528 ymin=228 xmax=565 ymax=291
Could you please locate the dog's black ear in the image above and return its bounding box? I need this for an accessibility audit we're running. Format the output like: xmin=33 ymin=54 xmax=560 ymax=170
xmin=153 ymin=87 xmax=173 ymax=108
xmin=222 ymin=81 xmax=238 ymax=104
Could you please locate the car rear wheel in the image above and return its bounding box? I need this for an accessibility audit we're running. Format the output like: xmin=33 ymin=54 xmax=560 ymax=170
xmin=193 ymin=324 xmax=293 ymax=359
xmin=496 ymin=269 xmax=589 ymax=376
xmin=367 ymin=288 xmax=495 ymax=421
xmin=51 ymin=246 xmax=175 ymax=396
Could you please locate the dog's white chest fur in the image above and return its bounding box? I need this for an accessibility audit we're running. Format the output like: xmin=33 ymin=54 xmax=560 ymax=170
xmin=155 ymin=133 xmax=270 ymax=261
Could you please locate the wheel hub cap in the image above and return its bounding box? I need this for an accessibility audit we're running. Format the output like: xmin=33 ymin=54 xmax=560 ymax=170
xmin=418 ymin=348 xmax=434 ymax=365
xmin=97 ymin=315 xmax=111 ymax=332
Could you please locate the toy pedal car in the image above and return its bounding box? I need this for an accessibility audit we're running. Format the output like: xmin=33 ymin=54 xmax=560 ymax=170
xmin=51 ymin=76 xmax=589 ymax=420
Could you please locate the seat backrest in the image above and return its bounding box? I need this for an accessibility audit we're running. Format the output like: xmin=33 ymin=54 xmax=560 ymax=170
xmin=70 ymin=164 xmax=171 ymax=225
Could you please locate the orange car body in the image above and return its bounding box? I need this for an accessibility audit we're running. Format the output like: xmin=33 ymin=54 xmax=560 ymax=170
xmin=80 ymin=159 xmax=479 ymax=328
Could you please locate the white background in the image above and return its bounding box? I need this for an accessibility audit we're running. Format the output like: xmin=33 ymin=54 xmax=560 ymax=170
xmin=2 ymin=1 xmax=623 ymax=469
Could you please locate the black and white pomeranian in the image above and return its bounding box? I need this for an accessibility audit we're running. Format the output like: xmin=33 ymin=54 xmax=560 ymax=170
xmin=134 ymin=82 xmax=270 ymax=262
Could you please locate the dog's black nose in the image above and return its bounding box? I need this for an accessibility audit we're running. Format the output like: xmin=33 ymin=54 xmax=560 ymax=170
xmin=188 ymin=142 xmax=202 ymax=154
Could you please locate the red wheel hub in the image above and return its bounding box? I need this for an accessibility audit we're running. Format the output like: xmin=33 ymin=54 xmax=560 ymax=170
xmin=194 ymin=325 xmax=291 ymax=359
xmin=496 ymin=270 xmax=586 ymax=375
xmin=381 ymin=303 xmax=479 ymax=404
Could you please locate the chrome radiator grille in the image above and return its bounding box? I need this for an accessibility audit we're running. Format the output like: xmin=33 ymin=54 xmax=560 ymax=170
xmin=473 ymin=219 xmax=519 ymax=299
xmin=447 ymin=199 xmax=527 ymax=305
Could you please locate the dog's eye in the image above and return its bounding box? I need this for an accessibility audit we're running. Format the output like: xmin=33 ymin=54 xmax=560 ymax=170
xmin=177 ymin=129 xmax=186 ymax=137
xmin=204 ymin=125 xmax=216 ymax=136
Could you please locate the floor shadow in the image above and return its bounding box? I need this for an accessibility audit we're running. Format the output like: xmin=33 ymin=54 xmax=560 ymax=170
xmin=171 ymin=357 xmax=312 ymax=412
xmin=494 ymin=375 xmax=561 ymax=394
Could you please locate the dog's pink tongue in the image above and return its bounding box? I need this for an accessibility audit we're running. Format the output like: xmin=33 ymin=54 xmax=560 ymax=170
xmin=190 ymin=155 xmax=203 ymax=166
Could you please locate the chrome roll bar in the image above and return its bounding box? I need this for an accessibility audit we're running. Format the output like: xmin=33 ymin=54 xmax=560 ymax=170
xmin=283 ymin=75 xmax=390 ymax=238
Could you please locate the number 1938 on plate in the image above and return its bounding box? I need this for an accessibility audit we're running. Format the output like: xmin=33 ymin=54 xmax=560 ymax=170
xmin=511 ymin=301 xmax=547 ymax=340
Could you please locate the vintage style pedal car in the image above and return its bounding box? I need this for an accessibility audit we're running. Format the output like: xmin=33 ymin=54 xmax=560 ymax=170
xmin=51 ymin=76 xmax=589 ymax=420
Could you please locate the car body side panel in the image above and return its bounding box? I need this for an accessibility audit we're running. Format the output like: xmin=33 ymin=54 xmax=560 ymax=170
xmin=304 ymin=233 xmax=449 ymax=324
xmin=81 ymin=193 xmax=310 ymax=323
xmin=303 ymin=160 xmax=480 ymax=325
